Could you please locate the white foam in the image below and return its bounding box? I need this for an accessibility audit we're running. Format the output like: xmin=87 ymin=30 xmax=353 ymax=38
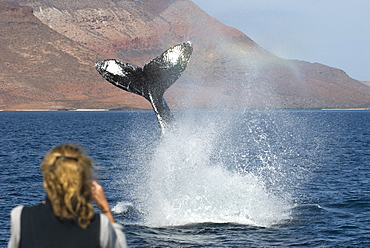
xmin=134 ymin=113 xmax=293 ymax=228
xmin=112 ymin=201 xmax=133 ymax=214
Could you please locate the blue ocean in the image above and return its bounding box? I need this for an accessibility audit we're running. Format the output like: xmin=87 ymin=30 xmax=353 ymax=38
xmin=0 ymin=110 xmax=369 ymax=247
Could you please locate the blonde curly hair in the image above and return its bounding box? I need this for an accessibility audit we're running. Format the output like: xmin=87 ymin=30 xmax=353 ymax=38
xmin=40 ymin=144 xmax=95 ymax=229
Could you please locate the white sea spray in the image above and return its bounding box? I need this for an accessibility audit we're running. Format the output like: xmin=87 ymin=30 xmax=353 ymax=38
xmin=123 ymin=111 xmax=296 ymax=228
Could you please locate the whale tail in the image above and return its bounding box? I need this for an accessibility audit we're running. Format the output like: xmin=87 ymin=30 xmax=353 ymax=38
xmin=96 ymin=41 xmax=193 ymax=131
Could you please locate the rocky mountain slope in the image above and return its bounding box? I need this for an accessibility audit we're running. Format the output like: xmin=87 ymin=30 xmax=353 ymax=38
xmin=1 ymin=0 xmax=369 ymax=110
xmin=0 ymin=1 xmax=152 ymax=110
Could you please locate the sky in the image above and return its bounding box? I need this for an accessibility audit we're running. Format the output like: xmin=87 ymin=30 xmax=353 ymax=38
xmin=191 ymin=0 xmax=370 ymax=81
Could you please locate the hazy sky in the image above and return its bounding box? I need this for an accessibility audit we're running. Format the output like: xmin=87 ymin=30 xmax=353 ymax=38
xmin=191 ymin=0 xmax=370 ymax=81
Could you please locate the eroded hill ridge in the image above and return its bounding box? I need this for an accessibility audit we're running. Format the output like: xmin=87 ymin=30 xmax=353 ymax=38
xmin=1 ymin=0 xmax=369 ymax=110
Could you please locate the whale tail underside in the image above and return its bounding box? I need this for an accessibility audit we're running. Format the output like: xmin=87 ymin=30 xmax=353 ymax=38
xmin=95 ymin=41 xmax=193 ymax=131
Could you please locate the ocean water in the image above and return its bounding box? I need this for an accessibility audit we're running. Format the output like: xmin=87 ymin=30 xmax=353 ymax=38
xmin=0 ymin=110 xmax=369 ymax=247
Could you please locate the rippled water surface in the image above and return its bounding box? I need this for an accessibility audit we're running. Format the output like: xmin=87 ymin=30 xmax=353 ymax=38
xmin=1 ymin=110 xmax=369 ymax=247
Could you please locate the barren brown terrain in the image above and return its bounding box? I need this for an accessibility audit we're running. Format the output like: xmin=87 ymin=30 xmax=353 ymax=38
xmin=1 ymin=0 xmax=369 ymax=110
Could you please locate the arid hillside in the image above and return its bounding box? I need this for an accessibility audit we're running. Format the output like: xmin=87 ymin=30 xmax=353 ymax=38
xmin=1 ymin=0 xmax=369 ymax=110
xmin=0 ymin=1 xmax=152 ymax=110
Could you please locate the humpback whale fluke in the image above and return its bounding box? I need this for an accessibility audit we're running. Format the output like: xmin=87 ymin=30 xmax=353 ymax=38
xmin=95 ymin=41 xmax=193 ymax=132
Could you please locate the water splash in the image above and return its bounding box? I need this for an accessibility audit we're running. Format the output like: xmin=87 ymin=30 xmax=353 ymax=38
xmin=122 ymin=111 xmax=301 ymax=228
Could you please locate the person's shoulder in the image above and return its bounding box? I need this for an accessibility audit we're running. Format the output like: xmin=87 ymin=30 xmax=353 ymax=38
xmin=10 ymin=205 xmax=24 ymax=216
xmin=8 ymin=206 xmax=24 ymax=248
xmin=11 ymin=205 xmax=24 ymax=210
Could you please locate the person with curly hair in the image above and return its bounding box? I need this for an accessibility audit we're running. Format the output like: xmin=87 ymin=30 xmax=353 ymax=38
xmin=8 ymin=143 xmax=127 ymax=247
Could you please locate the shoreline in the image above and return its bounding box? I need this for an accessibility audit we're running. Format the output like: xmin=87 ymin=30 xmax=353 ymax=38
xmin=1 ymin=108 xmax=369 ymax=112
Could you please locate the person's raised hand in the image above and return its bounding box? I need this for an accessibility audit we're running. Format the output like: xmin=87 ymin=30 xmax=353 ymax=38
xmin=91 ymin=180 xmax=115 ymax=223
